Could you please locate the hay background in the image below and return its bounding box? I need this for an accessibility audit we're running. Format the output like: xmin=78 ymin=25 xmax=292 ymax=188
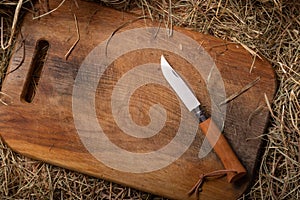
xmin=0 ymin=0 xmax=299 ymax=199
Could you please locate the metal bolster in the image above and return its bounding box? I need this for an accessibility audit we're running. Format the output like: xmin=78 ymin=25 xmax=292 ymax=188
xmin=192 ymin=106 xmax=208 ymax=123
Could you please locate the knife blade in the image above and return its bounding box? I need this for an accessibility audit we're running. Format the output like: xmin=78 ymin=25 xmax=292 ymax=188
xmin=160 ymin=55 xmax=247 ymax=183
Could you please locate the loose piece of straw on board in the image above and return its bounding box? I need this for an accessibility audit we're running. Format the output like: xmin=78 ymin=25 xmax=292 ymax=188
xmin=32 ymin=0 xmax=67 ymax=20
xmin=231 ymin=37 xmax=262 ymax=60
xmin=220 ymin=76 xmax=261 ymax=105
xmin=65 ymin=14 xmax=80 ymax=60
xmin=0 ymin=91 xmax=13 ymax=106
xmin=5 ymin=39 xmax=25 ymax=75
xmin=105 ymin=15 xmax=148 ymax=56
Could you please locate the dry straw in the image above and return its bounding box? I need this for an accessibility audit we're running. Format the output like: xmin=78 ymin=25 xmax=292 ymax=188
xmin=1 ymin=0 xmax=299 ymax=199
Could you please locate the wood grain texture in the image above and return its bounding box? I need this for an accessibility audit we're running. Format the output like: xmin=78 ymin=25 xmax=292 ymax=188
xmin=0 ymin=0 xmax=276 ymax=199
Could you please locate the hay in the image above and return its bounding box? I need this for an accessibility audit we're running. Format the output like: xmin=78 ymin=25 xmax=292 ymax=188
xmin=220 ymin=76 xmax=261 ymax=106
xmin=65 ymin=14 xmax=79 ymax=60
xmin=1 ymin=0 xmax=299 ymax=199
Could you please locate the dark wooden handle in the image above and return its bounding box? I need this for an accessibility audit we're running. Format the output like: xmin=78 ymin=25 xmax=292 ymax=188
xmin=199 ymin=118 xmax=247 ymax=183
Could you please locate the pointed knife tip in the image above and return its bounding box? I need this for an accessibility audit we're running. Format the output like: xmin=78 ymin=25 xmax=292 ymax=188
xmin=160 ymin=55 xmax=168 ymax=67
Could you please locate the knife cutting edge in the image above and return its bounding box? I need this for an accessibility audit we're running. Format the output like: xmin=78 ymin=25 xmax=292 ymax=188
xmin=160 ymin=55 xmax=247 ymax=183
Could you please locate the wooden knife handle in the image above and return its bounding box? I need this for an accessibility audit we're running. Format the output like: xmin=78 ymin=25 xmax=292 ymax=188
xmin=199 ymin=118 xmax=247 ymax=183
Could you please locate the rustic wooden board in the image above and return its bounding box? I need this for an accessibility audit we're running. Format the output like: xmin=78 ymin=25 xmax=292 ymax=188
xmin=0 ymin=1 xmax=276 ymax=199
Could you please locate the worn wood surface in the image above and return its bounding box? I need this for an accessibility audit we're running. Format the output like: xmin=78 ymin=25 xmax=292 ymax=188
xmin=0 ymin=0 xmax=276 ymax=199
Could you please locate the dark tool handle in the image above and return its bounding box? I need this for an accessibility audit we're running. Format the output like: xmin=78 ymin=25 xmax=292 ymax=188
xmin=199 ymin=118 xmax=247 ymax=183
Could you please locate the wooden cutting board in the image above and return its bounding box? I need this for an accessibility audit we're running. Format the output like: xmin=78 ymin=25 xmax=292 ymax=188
xmin=0 ymin=1 xmax=276 ymax=199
